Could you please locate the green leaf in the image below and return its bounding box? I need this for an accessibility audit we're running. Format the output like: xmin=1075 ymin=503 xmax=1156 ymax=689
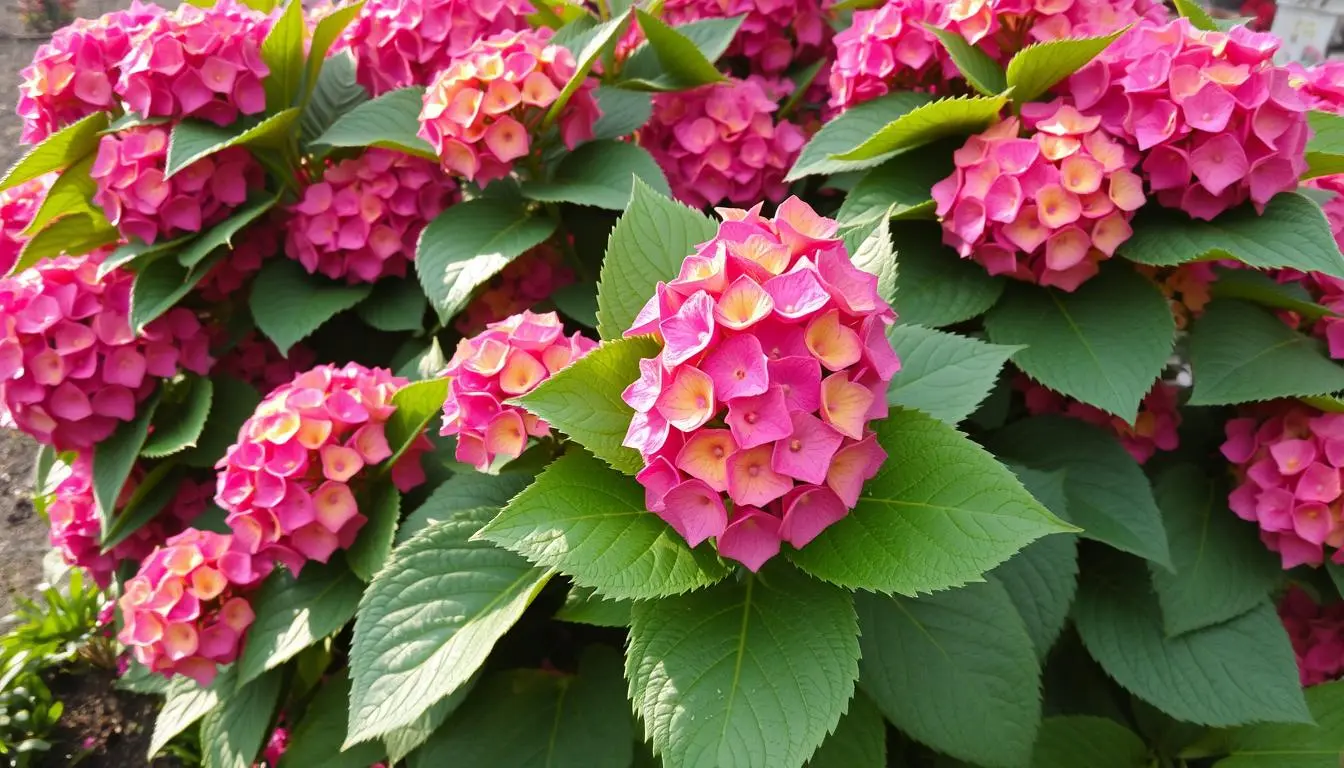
xmin=278 ymin=672 xmax=387 ymax=768
xmin=1173 ymin=0 xmax=1218 ymax=30
xmin=1119 ymin=193 xmax=1344 ymax=280
xmin=856 ymin=579 xmax=1042 ymax=767
xmin=1307 ymin=110 xmax=1344 ymax=157
xmin=1330 ymin=561 xmax=1344 ymax=599
xmin=1189 ymin=300 xmax=1344 ymax=405
xmin=346 ymin=507 xmax=553 ymax=746
xmin=555 ymin=585 xmax=631 ymax=627
xmin=24 ymin=155 xmax=99 ymax=236
xmin=512 ymin=336 xmax=661 ymax=473
xmin=1210 ymin=267 xmax=1337 ymax=320
xmin=789 ymin=408 xmax=1073 ymax=595
xmin=1149 ymin=464 xmax=1282 ymax=636
xmin=621 ymin=13 xmax=738 ymax=90
xmin=410 ymin=647 xmax=633 ymax=768
xmin=836 ymin=149 xmax=952 ymax=226
xmin=1030 ymin=716 xmax=1149 ymax=768
xmin=141 ymin=376 xmax=213 ymax=457
xmin=165 ymin=111 xmax=302 ymax=177
xmin=347 ymin=484 xmax=400 ymax=581
xmin=523 ymin=141 xmax=669 ymax=209
xmin=305 ymin=1 xmax=364 ymax=97
xmin=93 ymin=391 xmax=161 ymax=537
xmin=628 ymin=566 xmax=860 ymax=768
xmin=546 ymin=12 xmax=631 ymax=127
xmin=890 ymin=223 xmax=1004 ymax=327
xmin=384 ymin=377 xmax=449 ymax=465
xmin=199 ymin=669 xmax=282 ymax=768
xmin=1304 ymin=151 xmax=1344 ymax=180
xmin=236 ymin=559 xmax=364 ymax=686
xmin=1074 ymin=551 xmax=1310 ymax=727
xmin=250 ymin=259 xmax=372 ymax=355
xmin=885 ymin=325 xmax=1022 ymax=425
xmin=1004 ymin=30 xmax=1126 ymax=105
xmin=260 ymin=0 xmax=306 ymax=109
xmin=101 ymin=464 xmax=185 ymax=552
xmin=842 ymin=216 xmax=897 ymax=307
xmin=383 ymin=681 xmax=475 ymax=765
xmin=984 ymin=267 xmax=1174 ymax=422
xmin=397 ymin=472 xmax=533 ymax=545
xmin=98 ymin=236 xmax=190 ymax=279
xmin=177 ymin=194 xmax=279 ymax=268
xmin=1216 ymin=681 xmax=1344 ymax=767
xmin=786 ymin=92 xmax=933 ymax=180
xmin=180 ymin=376 xmax=261 ymax=468
xmin=301 ymin=51 xmax=369 ymax=143
xmin=553 ymin=281 xmax=598 ymax=327
xmin=14 ymin=214 xmax=118 ymax=274
xmin=1 ymin=112 xmax=108 ymax=191
xmin=481 ymin=450 xmax=730 ymax=599
xmin=130 ymin=253 xmax=218 ymax=333
xmin=416 ymin=198 xmax=557 ymax=323
xmin=805 ymin=692 xmax=886 ymax=768
xmin=356 ymin=278 xmax=427 ymax=332
xmin=992 ymin=468 xmax=1077 ymax=659
xmin=830 ymin=93 xmax=1010 ymax=164
xmin=927 ymin=26 xmax=1007 ymax=96
xmin=149 ymin=667 xmax=237 ymax=759
xmin=593 ymin=86 xmax=653 ymax=140
xmin=987 ymin=416 xmax=1173 ymax=568
xmin=314 ymin=87 xmax=436 ymax=159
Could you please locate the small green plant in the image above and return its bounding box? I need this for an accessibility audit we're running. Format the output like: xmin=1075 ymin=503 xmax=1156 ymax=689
xmin=0 ymin=676 xmax=62 ymax=767
xmin=0 ymin=569 xmax=110 ymax=673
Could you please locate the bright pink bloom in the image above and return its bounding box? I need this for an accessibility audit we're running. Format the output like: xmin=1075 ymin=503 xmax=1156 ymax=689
xmin=260 ymin=724 xmax=290 ymax=767
xmin=440 ymin=310 xmax=596 ymax=469
xmin=215 ymin=363 xmax=432 ymax=574
xmin=455 ymin=243 xmax=574 ymax=335
xmin=91 ymin=124 xmax=263 ymax=245
xmin=827 ymin=0 xmax=956 ymax=112
xmin=0 ymin=177 xmax=51 ymax=276
xmin=212 ymin=331 xmax=317 ymax=393
xmin=1020 ymin=376 xmax=1180 ymax=464
xmin=641 ymin=77 xmax=806 ymax=209
xmin=1278 ymin=586 xmax=1344 ymax=686
xmin=342 ymin=0 xmax=532 ymax=96
xmin=285 ymin=148 xmax=457 ymax=284
xmin=0 ymin=252 xmax=213 ymax=450
xmin=621 ymin=198 xmax=897 ymax=571
xmin=418 ymin=29 xmax=601 ymax=186
xmin=197 ymin=222 xmax=280 ymax=303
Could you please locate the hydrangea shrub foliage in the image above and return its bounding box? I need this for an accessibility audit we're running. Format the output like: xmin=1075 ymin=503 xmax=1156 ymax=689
xmin=7 ymin=0 xmax=1344 ymax=765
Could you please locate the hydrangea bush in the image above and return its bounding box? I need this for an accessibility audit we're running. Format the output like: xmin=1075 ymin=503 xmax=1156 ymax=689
xmin=5 ymin=0 xmax=1344 ymax=765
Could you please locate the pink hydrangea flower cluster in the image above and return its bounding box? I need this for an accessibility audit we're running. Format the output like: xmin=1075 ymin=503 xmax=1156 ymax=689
xmin=0 ymin=253 xmax=213 ymax=450
xmin=932 ymin=104 xmax=1145 ymax=291
xmin=1222 ymin=404 xmax=1344 ymax=569
xmin=215 ymin=363 xmax=431 ymax=574
xmin=214 ymin=332 xmax=317 ymax=394
xmin=1279 ymin=586 xmax=1344 ymax=687
xmin=1019 ymin=376 xmax=1180 ymax=464
xmin=0 ymin=176 xmax=51 ymax=276
xmin=1068 ymin=18 xmax=1309 ymax=220
xmin=342 ymin=0 xmax=532 ymax=96
xmin=92 ymin=125 xmax=263 ymax=245
xmin=827 ymin=0 xmax=954 ymax=112
xmin=1140 ymin=262 xmax=1216 ymax=330
xmin=993 ymin=0 xmax=1168 ymax=48
xmin=418 ymin=29 xmax=601 ymax=185
xmin=117 ymin=529 xmax=269 ymax=685
xmin=197 ymin=222 xmax=279 ymax=303
xmin=16 ymin=2 xmax=163 ymax=144
xmin=620 ymin=198 xmax=898 ymax=571
xmin=642 ymin=77 xmax=806 ymax=209
xmin=658 ymin=0 xmax=832 ymax=76
xmin=285 ymin=149 xmax=457 ymax=284
xmin=440 ymin=311 xmax=595 ymax=469
xmin=115 ymin=0 xmax=271 ymax=126
xmin=261 ymin=724 xmax=289 ymax=766
xmin=454 ymin=244 xmax=573 ymax=335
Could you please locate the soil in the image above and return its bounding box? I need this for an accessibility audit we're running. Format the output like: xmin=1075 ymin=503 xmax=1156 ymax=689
xmin=37 ymin=667 xmax=173 ymax=768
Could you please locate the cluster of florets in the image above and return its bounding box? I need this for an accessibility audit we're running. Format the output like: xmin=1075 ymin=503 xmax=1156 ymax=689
xmin=1290 ymin=59 xmax=1344 ymax=111
xmin=440 ymin=311 xmax=595 ymax=469
xmin=418 ymin=29 xmax=601 ymax=185
xmin=285 ymin=149 xmax=457 ymax=284
xmin=932 ymin=105 xmax=1145 ymax=291
xmin=1278 ymin=586 xmax=1344 ymax=687
xmin=261 ymin=724 xmax=290 ymax=766
xmin=213 ymin=332 xmax=316 ymax=393
xmin=621 ymin=198 xmax=898 ymax=571
xmin=114 ymin=0 xmax=271 ymax=126
xmin=454 ymin=244 xmax=573 ymax=335
xmin=827 ymin=0 xmax=953 ymax=112
xmin=0 ymin=253 xmax=213 ymax=450
xmin=1019 ymin=376 xmax=1180 ymax=464
xmin=342 ymin=0 xmax=532 ymax=96
xmin=1069 ymin=18 xmax=1309 ymax=220
xmin=197 ymin=222 xmax=279 ymax=303
xmin=1222 ymin=404 xmax=1344 ymax=569
xmin=16 ymin=2 xmax=163 ymax=144
xmin=91 ymin=125 xmax=263 ymax=245
xmin=116 ymin=529 xmax=269 ymax=686
xmin=0 ymin=177 xmax=50 ymax=276
xmin=642 ymin=77 xmax=806 ymax=209
xmin=1139 ymin=262 xmax=1216 ymax=330
xmin=992 ymin=0 xmax=1168 ymax=48
xmin=215 ymin=364 xmax=430 ymax=574
xmin=660 ymin=0 xmax=832 ymax=76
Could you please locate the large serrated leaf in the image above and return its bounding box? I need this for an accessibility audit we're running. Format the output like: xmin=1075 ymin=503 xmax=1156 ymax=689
xmin=259 ymin=0 xmax=305 ymax=109
xmin=619 ymin=13 xmax=738 ymax=90
xmin=130 ymin=252 xmax=219 ymax=333
xmin=1004 ymin=30 xmax=1126 ymax=105
xmin=804 ymin=692 xmax=886 ymax=768
xmin=926 ymin=26 xmax=1007 ymax=96
xmin=885 ymin=324 xmax=1022 ymax=425
xmin=523 ymin=140 xmax=669 ymax=209
xmin=829 ymin=93 xmax=1010 ymax=164
xmin=14 ymin=213 xmax=118 ymax=274
xmin=165 ymin=111 xmax=301 ymax=177
xmin=1 ymin=111 xmax=108 ymax=191
xmin=277 ymin=672 xmax=387 ymax=768
xmin=250 ymin=259 xmax=372 ymax=355
xmin=236 ymin=559 xmax=364 ymax=686
xmin=149 ymin=667 xmax=235 ymax=759
xmin=305 ymin=2 xmax=364 ymax=95
xmin=141 ymin=375 xmax=213 ymax=457
xmin=93 ymin=390 xmax=161 ymax=538
xmin=1030 ymin=716 xmax=1149 ymax=768
xmin=836 ymin=147 xmax=953 ymax=226
xmin=346 ymin=483 xmax=400 ymax=580
xmin=786 ymin=92 xmax=933 ymax=181
xmin=397 ymin=472 xmax=533 ymax=545
xmin=841 ymin=216 xmax=897 ymax=306
xmin=313 ymin=87 xmax=436 ymax=158
xmin=889 ymin=222 xmax=1004 ymax=326
xmin=199 ymin=669 xmax=282 ymax=768
xmin=1189 ymin=300 xmax=1344 ymax=405
xmin=1216 ymin=681 xmax=1344 ymax=767
xmin=992 ymin=468 xmax=1077 ymax=659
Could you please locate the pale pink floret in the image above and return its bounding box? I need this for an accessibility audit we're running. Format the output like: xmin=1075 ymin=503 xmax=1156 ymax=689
xmin=620 ymin=197 xmax=898 ymax=571
xmin=1019 ymin=376 xmax=1180 ymax=464
xmin=342 ymin=0 xmax=532 ymax=96
xmin=1221 ymin=403 xmax=1344 ymax=569
xmin=91 ymin=124 xmax=263 ymax=245
xmin=117 ymin=528 xmax=270 ymax=685
xmin=114 ymin=0 xmax=271 ymax=126
xmin=0 ymin=252 xmax=213 ymax=451
xmin=440 ymin=310 xmax=596 ymax=470
xmin=454 ymin=243 xmax=574 ymax=335
xmin=418 ymin=28 xmax=601 ymax=186
xmin=285 ymin=148 xmax=457 ymax=284
xmin=0 ymin=176 xmax=52 ymax=276
xmin=641 ymin=77 xmax=806 ymax=209
xmin=1279 ymin=586 xmax=1344 ymax=687
xmin=214 ymin=363 xmax=432 ymax=574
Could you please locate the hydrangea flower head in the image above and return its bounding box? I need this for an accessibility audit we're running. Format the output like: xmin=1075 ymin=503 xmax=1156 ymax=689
xmin=997 ymin=0 xmax=1168 ymax=46
xmin=641 ymin=77 xmax=806 ymax=209
xmin=418 ymin=29 xmax=601 ymax=185
xmin=1222 ymin=403 xmax=1344 ymax=569
xmin=343 ymin=0 xmax=532 ymax=96
xmin=216 ymin=363 xmax=431 ymax=574
xmin=827 ymin=0 xmax=954 ymax=111
xmin=1140 ymin=262 xmax=1216 ymax=330
xmin=91 ymin=125 xmax=263 ymax=245
xmin=1279 ymin=586 xmax=1344 ymax=686
xmin=620 ymin=198 xmax=898 ymax=571
xmin=1068 ymin=18 xmax=1309 ymax=220
xmin=117 ymin=529 xmax=269 ymax=685
xmin=932 ymin=103 xmax=1145 ymax=291
xmin=1019 ymin=377 xmax=1180 ymax=464
xmin=0 ymin=252 xmax=213 ymax=450
xmin=0 ymin=177 xmax=52 ymax=276
xmin=440 ymin=310 xmax=596 ymax=469
xmin=197 ymin=221 xmax=279 ymax=302
xmin=455 ymin=243 xmax=573 ymax=335
xmin=652 ymin=0 xmax=832 ymax=76
xmin=285 ymin=148 xmax=457 ymax=283
xmin=115 ymin=0 xmax=271 ymax=125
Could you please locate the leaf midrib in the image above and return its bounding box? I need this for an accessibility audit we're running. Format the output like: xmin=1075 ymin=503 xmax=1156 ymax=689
xmin=716 ymin=574 xmax=754 ymax=759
